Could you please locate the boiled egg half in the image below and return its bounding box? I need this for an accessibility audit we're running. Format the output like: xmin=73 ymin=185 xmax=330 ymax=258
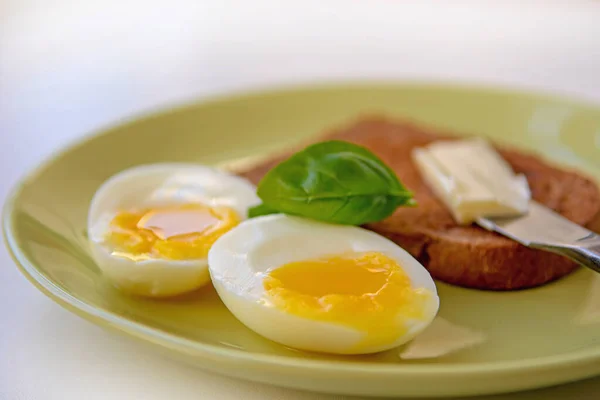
xmin=87 ymin=163 xmax=260 ymax=297
xmin=208 ymin=214 xmax=439 ymax=355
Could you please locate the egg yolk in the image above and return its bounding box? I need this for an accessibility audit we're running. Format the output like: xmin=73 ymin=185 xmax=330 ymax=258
xmin=263 ymin=252 xmax=432 ymax=352
xmin=106 ymin=204 xmax=240 ymax=261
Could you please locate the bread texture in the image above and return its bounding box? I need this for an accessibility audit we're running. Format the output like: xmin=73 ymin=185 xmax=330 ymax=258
xmin=239 ymin=116 xmax=600 ymax=290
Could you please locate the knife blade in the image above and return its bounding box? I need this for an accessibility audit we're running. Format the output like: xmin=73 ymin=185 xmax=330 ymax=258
xmin=476 ymin=201 xmax=600 ymax=273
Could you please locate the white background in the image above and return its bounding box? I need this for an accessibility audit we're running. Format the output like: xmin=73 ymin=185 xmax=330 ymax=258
xmin=2 ymin=1 xmax=600 ymax=399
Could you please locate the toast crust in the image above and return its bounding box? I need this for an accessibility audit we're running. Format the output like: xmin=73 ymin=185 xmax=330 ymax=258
xmin=239 ymin=117 xmax=600 ymax=290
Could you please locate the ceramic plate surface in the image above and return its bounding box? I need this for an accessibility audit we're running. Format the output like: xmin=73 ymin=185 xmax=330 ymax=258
xmin=4 ymin=83 xmax=600 ymax=398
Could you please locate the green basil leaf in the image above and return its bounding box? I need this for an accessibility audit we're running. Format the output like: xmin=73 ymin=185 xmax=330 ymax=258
xmin=248 ymin=203 xmax=279 ymax=218
xmin=255 ymin=140 xmax=414 ymax=225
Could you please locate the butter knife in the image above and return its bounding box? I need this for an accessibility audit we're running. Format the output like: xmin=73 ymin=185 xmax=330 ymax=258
xmin=476 ymin=201 xmax=600 ymax=273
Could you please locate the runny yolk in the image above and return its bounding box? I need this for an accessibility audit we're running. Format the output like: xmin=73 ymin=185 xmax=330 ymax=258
xmin=263 ymin=252 xmax=432 ymax=352
xmin=106 ymin=204 xmax=240 ymax=261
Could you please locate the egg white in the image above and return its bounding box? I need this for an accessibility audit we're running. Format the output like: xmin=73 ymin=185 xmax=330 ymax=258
xmin=87 ymin=163 xmax=260 ymax=297
xmin=208 ymin=214 xmax=440 ymax=354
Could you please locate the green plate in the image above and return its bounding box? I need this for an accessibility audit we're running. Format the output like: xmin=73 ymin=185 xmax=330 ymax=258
xmin=4 ymin=83 xmax=600 ymax=398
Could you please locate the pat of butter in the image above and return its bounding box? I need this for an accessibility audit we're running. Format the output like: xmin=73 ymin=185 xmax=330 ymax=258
xmin=412 ymin=138 xmax=531 ymax=224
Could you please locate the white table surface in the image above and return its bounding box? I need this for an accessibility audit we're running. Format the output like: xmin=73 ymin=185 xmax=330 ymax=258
xmin=2 ymin=1 xmax=600 ymax=399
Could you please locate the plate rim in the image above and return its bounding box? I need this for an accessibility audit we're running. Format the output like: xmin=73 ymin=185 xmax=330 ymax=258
xmin=4 ymin=81 xmax=600 ymax=379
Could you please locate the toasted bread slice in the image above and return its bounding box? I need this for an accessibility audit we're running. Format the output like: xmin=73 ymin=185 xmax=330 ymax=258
xmin=239 ymin=117 xmax=600 ymax=290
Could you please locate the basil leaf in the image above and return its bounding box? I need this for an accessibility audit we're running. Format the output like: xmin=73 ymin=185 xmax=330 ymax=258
xmin=255 ymin=140 xmax=414 ymax=225
xmin=248 ymin=203 xmax=279 ymax=218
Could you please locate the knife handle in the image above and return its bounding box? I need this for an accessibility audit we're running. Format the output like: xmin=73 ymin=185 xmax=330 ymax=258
xmin=532 ymin=237 xmax=600 ymax=274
